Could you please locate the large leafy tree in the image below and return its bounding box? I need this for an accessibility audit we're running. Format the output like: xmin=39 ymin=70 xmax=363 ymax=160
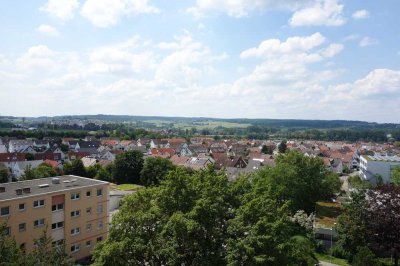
xmin=366 ymin=185 xmax=400 ymax=266
xmin=140 ymin=157 xmax=175 ymax=186
xmin=0 ymin=223 xmax=22 ymax=266
xmin=257 ymin=150 xmax=341 ymax=213
xmin=63 ymin=158 xmax=86 ymax=177
xmin=0 ymin=168 xmax=9 ymax=183
xmin=93 ymin=162 xmax=319 ymax=266
xmin=113 ymin=151 xmax=144 ymax=184
xmin=22 ymin=163 xmax=59 ymax=180
xmin=335 ymin=190 xmax=369 ymax=259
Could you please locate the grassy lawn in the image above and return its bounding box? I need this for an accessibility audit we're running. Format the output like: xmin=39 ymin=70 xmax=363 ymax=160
xmin=113 ymin=183 xmax=144 ymax=191
xmin=316 ymin=253 xmax=350 ymax=266
xmin=315 ymin=201 xmax=342 ymax=228
xmin=348 ymin=175 xmax=372 ymax=189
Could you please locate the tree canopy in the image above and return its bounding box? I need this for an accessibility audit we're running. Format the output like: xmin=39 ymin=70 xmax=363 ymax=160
xmin=140 ymin=157 xmax=175 ymax=186
xmin=113 ymin=151 xmax=144 ymax=184
xmin=92 ymin=151 xmax=339 ymax=265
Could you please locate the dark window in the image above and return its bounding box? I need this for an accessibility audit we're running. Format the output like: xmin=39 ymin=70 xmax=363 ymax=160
xmin=1 ymin=206 xmax=10 ymax=216
xmin=19 ymin=223 xmax=26 ymax=232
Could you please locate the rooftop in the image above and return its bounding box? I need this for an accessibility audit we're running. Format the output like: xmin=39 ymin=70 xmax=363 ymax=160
xmin=0 ymin=175 xmax=108 ymax=202
xmin=361 ymin=154 xmax=400 ymax=163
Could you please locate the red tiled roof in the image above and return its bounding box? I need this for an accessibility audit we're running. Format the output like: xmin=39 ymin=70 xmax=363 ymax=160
xmin=43 ymin=159 xmax=59 ymax=168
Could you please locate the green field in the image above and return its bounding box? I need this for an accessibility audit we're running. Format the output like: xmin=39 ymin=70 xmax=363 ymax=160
xmin=142 ymin=119 xmax=251 ymax=129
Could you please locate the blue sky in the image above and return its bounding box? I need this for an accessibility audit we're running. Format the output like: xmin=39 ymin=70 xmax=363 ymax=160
xmin=0 ymin=0 xmax=399 ymax=122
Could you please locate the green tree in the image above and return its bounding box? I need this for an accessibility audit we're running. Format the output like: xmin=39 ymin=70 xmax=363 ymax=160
xmin=26 ymin=229 xmax=73 ymax=266
xmin=93 ymin=166 xmax=317 ymax=266
xmin=113 ymin=151 xmax=144 ymax=184
xmin=95 ymin=166 xmax=114 ymax=182
xmin=0 ymin=222 xmax=23 ymax=266
xmin=335 ymin=191 xmax=369 ymax=260
xmin=86 ymin=164 xmax=101 ymax=179
xmin=261 ymin=145 xmax=273 ymax=155
xmin=278 ymin=140 xmax=287 ymax=153
xmin=59 ymin=143 xmax=69 ymax=153
xmin=140 ymin=157 xmax=175 ymax=186
xmin=391 ymin=167 xmax=400 ymax=186
xmin=25 ymin=153 xmax=34 ymax=161
xmin=64 ymin=159 xmax=86 ymax=177
xmin=0 ymin=168 xmax=9 ymax=183
xmin=352 ymin=246 xmax=381 ymax=266
xmin=258 ymin=150 xmax=341 ymax=213
xmin=22 ymin=163 xmax=58 ymax=180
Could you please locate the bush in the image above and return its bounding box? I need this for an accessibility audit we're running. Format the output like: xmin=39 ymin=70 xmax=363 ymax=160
xmin=352 ymin=246 xmax=381 ymax=266
xmin=331 ymin=244 xmax=350 ymax=259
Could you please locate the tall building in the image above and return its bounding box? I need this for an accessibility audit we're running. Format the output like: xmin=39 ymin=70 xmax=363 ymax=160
xmin=0 ymin=175 xmax=109 ymax=261
xmin=359 ymin=154 xmax=400 ymax=184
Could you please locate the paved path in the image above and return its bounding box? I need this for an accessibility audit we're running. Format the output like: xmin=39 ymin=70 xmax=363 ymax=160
xmin=319 ymin=261 xmax=341 ymax=266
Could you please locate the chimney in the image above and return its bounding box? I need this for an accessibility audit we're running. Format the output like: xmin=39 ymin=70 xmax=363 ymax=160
xmin=52 ymin=177 xmax=60 ymax=184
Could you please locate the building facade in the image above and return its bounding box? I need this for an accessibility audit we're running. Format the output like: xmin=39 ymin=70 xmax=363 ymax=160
xmin=359 ymin=154 xmax=400 ymax=184
xmin=0 ymin=175 xmax=109 ymax=261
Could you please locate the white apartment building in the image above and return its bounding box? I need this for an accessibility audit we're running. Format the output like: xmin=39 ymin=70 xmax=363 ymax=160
xmin=359 ymin=154 xmax=400 ymax=184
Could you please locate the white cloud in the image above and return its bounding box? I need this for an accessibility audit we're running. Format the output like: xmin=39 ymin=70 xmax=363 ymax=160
xmin=187 ymin=0 xmax=311 ymax=18
xmin=352 ymin=9 xmax=369 ymax=20
xmin=321 ymin=43 xmax=343 ymax=58
xmin=289 ymin=0 xmax=346 ymax=27
xmin=359 ymin=37 xmax=378 ymax=47
xmin=36 ymin=24 xmax=60 ymax=37
xmin=40 ymin=0 xmax=79 ymax=20
xmin=240 ymin=32 xmax=326 ymax=59
xmin=81 ymin=0 xmax=159 ymax=27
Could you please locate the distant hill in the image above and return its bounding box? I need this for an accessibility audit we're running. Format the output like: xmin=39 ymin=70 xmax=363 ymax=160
xmin=1 ymin=114 xmax=399 ymax=130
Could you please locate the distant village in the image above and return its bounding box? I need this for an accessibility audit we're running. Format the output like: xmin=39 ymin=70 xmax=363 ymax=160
xmin=1 ymin=135 xmax=400 ymax=183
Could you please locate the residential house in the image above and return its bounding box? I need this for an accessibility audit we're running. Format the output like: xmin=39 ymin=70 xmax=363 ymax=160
xmin=8 ymin=160 xmax=43 ymax=178
xmin=184 ymin=157 xmax=215 ymax=170
xmin=8 ymin=140 xmax=34 ymax=153
xmin=170 ymin=155 xmax=190 ymax=167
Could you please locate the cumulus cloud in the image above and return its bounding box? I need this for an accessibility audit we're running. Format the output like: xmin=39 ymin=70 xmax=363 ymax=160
xmin=359 ymin=37 xmax=378 ymax=47
xmin=321 ymin=43 xmax=344 ymax=58
xmin=352 ymin=9 xmax=369 ymax=20
xmin=36 ymin=24 xmax=60 ymax=37
xmin=187 ymin=0 xmax=312 ymax=18
xmin=289 ymin=0 xmax=346 ymax=27
xmin=81 ymin=0 xmax=159 ymax=27
xmin=40 ymin=0 xmax=79 ymax=20
xmin=240 ymin=32 xmax=326 ymax=59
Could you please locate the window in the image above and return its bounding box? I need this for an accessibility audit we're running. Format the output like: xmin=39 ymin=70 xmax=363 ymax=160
xmin=19 ymin=223 xmax=26 ymax=232
xmin=19 ymin=203 xmax=25 ymax=211
xmin=20 ymin=243 xmax=26 ymax=251
xmin=33 ymin=200 xmax=45 ymax=208
xmin=96 ymin=236 xmax=103 ymax=243
xmin=0 ymin=206 xmax=9 ymax=216
xmin=96 ymin=188 xmax=103 ymax=196
xmin=34 ymin=219 xmax=45 ymax=228
xmin=86 ymin=190 xmax=91 ymax=197
xmin=71 ymin=210 xmax=80 ymax=218
xmin=86 ymin=207 xmax=92 ymax=214
xmin=51 ymin=221 xmax=64 ymax=230
xmin=70 ymin=244 xmax=80 ymax=253
xmin=71 ymin=192 xmax=80 ymax=200
xmin=71 ymin=227 xmax=80 ymax=236
xmin=86 ymin=240 xmax=91 ymax=247
xmin=97 ymin=220 xmax=103 ymax=230
xmin=52 ymin=203 xmax=64 ymax=212
xmin=96 ymin=204 xmax=103 ymax=214
xmin=86 ymin=223 xmax=92 ymax=231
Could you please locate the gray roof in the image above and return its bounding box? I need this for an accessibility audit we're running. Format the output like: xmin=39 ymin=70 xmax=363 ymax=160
xmin=0 ymin=175 xmax=108 ymax=202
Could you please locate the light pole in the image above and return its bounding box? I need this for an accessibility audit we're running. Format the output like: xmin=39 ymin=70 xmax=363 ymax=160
xmin=330 ymin=223 xmax=337 ymax=262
